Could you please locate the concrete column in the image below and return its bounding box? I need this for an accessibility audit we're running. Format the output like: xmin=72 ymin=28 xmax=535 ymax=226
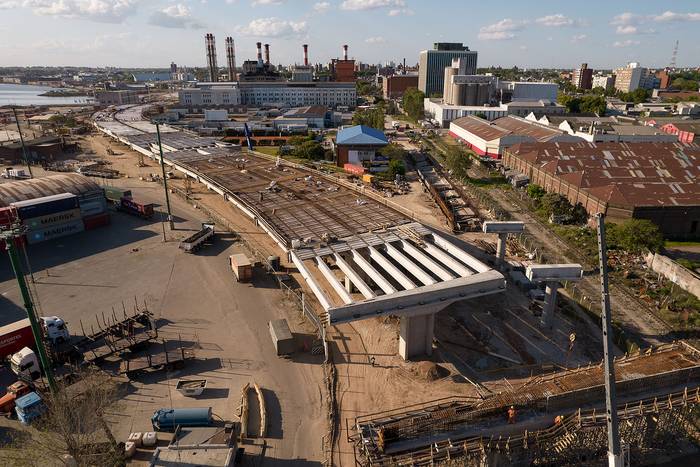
xmin=399 ymin=313 xmax=435 ymax=360
xmin=541 ymin=281 xmax=559 ymax=328
xmin=345 ymin=276 xmax=352 ymax=294
xmin=496 ymin=233 xmax=508 ymax=262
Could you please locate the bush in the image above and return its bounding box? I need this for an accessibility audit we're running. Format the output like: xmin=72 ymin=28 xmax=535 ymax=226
xmin=607 ymin=219 xmax=664 ymax=253
xmin=387 ymin=159 xmax=406 ymax=179
xmin=378 ymin=143 xmax=406 ymax=161
xmin=402 ymin=88 xmax=425 ymax=121
xmin=527 ymin=184 xmax=546 ymax=200
xmin=352 ymin=107 xmax=385 ymax=130
xmin=293 ymin=141 xmax=325 ymax=160
xmin=444 ymin=145 xmax=471 ymax=181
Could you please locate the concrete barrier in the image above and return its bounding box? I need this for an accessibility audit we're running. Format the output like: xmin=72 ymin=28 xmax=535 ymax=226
xmin=645 ymin=252 xmax=700 ymax=299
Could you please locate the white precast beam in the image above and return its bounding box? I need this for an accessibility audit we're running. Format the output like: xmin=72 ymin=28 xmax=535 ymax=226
xmin=334 ymin=253 xmax=375 ymax=300
xmin=385 ymin=243 xmax=436 ymax=286
xmin=400 ymin=240 xmax=455 ymax=281
xmin=351 ymin=250 xmax=396 ymax=295
xmin=421 ymin=242 xmax=473 ymax=277
xmin=431 ymin=233 xmax=491 ymax=273
xmin=290 ymin=251 xmax=332 ymax=311
xmin=368 ymin=246 xmax=416 ymax=291
xmin=315 ymin=258 xmax=353 ymax=305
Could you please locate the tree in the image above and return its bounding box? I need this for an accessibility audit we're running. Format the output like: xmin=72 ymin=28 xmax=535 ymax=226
xmin=558 ymin=93 xmax=580 ymax=113
xmin=606 ymin=219 xmax=664 ymax=253
xmin=539 ymin=193 xmax=573 ymax=217
xmin=401 ymin=88 xmax=425 ymax=121
xmin=293 ymin=140 xmax=325 ymax=160
xmin=387 ymin=159 xmax=406 ymax=179
xmin=591 ymin=86 xmax=606 ymax=95
xmin=288 ymin=135 xmax=313 ymax=146
xmin=352 ymin=107 xmax=385 ymax=130
xmin=378 ymin=143 xmax=406 ymax=161
xmin=444 ymin=146 xmax=471 ymax=181
xmin=579 ymin=95 xmax=606 ymax=115
xmin=0 ymin=369 xmax=124 ymax=466
xmin=527 ymin=184 xmax=546 ymax=200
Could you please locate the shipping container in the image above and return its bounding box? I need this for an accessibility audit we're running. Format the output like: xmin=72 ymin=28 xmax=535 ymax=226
xmin=151 ymin=407 xmax=213 ymax=432
xmin=79 ymin=198 xmax=107 ymax=217
xmin=117 ymin=197 xmax=154 ymax=219
xmin=0 ymin=319 xmax=34 ymax=360
xmin=11 ymin=193 xmax=78 ymax=220
xmin=22 ymin=208 xmax=81 ymax=231
xmin=0 ymin=207 xmax=17 ymax=226
xmin=229 ymin=254 xmax=252 ymax=282
xmin=83 ymin=212 xmax=110 ymax=230
xmin=26 ymin=219 xmax=84 ymax=245
xmin=269 ymin=319 xmax=295 ymax=356
xmin=103 ymin=187 xmax=132 ymax=203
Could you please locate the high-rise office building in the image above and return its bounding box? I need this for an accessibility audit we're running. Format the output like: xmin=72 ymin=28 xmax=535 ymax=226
xmin=418 ymin=43 xmax=477 ymax=97
xmin=572 ymin=63 xmax=593 ymax=90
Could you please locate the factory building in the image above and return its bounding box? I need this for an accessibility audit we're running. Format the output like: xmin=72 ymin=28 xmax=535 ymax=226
xmin=418 ymin=43 xmax=478 ymax=96
xmin=335 ymin=125 xmax=389 ymax=169
xmin=330 ymin=45 xmax=356 ymax=82
xmin=443 ymin=59 xmax=495 ymax=106
xmin=498 ymin=81 xmax=558 ymax=103
xmin=95 ymin=90 xmax=139 ymax=106
xmin=0 ymin=174 xmax=109 ymax=245
xmin=382 ymin=74 xmax=419 ymax=99
xmin=179 ymin=86 xmax=242 ymax=111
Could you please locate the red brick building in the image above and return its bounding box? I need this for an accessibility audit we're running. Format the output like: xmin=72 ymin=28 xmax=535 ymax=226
xmin=502 ymin=141 xmax=700 ymax=238
xmin=382 ymin=75 xmax=419 ymax=99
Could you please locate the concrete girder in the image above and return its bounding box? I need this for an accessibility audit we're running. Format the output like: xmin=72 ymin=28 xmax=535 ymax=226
xmin=326 ymin=269 xmax=506 ymax=325
xmin=367 ymin=246 xmax=416 ymax=291
xmin=482 ymin=221 xmax=525 ymax=234
xmin=431 ymin=233 xmax=491 ymax=273
xmin=526 ymin=264 xmax=583 ymax=282
xmin=351 ymin=250 xmax=397 ymax=295
xmin=400 ymin=240 xmax=455 ymax=282
xmin=315 ymin=258 xmax=353 ymax=305
xmin=290 ymin=251 xmax=332 ymax=311
xmin=385 ymin=243 xmax=436 ymax=286
xmin=334 ymin=253 xmax=375 ymax=300
xmin=421 ymin=242 xmax=473 ymax=277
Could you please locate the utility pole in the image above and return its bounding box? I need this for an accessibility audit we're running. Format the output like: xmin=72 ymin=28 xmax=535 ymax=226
xmin=596 ymin=213 xmax=621 ymax=467
xmin=12 ymin=107 xmax=34 ymax=178
xmin=3 ymin=228 xmax=57 ymax=394
xmin=155 ymin=123 xmax=174 ymax=231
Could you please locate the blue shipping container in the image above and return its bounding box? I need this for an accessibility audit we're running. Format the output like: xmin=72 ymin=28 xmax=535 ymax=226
xmin=27 ymin=219 xmax=84 ymax=245
xmin=151 ymin=407 xmax=213 ymax=432
xmin=12 ymin=193 xmax=79 ymax=220
xmin=79 ymin=198 xmax=107 ymax=217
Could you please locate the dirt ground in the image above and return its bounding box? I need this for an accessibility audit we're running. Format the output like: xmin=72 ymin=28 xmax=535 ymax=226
xmin=69 ymin=129 xmax=614 ymax=465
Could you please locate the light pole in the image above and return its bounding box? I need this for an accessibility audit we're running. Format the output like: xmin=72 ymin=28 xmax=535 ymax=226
xmin=155 ymin=123 xmax=174 ymax=231
xmin=12 ymin=107 xmax=34 ymax=178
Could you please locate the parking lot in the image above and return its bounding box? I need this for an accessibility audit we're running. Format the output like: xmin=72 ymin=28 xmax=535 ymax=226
xmin=0 ymin=179 xmax=325 ymax=464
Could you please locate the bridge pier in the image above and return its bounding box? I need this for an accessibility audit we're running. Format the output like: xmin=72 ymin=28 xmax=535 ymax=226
xmin=541 ymin=281 xmax=559 ymax=328
xmin=399 ymin=312 xmax=436 ymax=360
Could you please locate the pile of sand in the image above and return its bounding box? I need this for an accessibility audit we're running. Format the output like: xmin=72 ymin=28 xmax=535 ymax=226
xmin=412 ymin=362 xmax=450 ymax=382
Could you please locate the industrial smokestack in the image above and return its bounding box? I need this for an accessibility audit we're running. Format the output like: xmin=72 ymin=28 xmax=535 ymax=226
xmin=205 ymin=33 xmax=219 ymax=82
xmin=256 ymin=42 xmax=263 ymax=67
xmin=403 ymin=58 xmax=406 ymax=75
xmin=343 ymin=44 xmax=348 ymax=61
xmin=264 ymin=43 xmax=270 ymax=65
xmin=225 ymin=36 xmax=237 ymax=81
xmin=303 ymin=44 xmax=309 ymax=66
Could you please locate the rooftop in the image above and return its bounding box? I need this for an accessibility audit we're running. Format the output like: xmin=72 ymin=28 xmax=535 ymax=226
xmin=451 ymin=115 xmax=564 ymax=142
xmin=336 ymin=125 xmax=388 ymax=146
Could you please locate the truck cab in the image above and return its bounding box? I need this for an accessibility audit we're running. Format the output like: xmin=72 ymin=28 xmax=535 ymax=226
xmin=40 ymin=316 xmax=69 ymax=344
xmin=10 ymin=347 xmax=40 ymax=380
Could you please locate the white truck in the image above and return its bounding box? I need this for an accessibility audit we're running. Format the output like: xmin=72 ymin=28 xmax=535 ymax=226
xmin=179 ymin=223 xmax=215 ymax=253
xmin=7 ymin=317 xmax=70 ymax=381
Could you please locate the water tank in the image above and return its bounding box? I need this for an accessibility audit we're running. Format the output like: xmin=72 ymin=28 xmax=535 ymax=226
xmin=151 ymin=407 xmax=213 ymax=432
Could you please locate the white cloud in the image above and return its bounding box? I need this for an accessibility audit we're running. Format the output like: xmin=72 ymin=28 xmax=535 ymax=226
xmin=149 ymin=4 xmax=204 ymax=29
xmin=652 ymin=11 xmax=700 ymax=22
xmin=235 ymin=17 xmax=307 ymax=37
xmin=313 ymin=1 xmax=329 ymax=13
xmin=613 ymin=39 xmax=640 ymax=48
xmin=251 ymin=0 xmax=283 ymax=6
xmin=535 ymin=14 xmax=574 ymax=27
xmin=611 ymin=12 xmax=643 ymax=26
xmin=478 ymin=18 xmax=524 ymax=40
xmin=22 ymin=0 xmax=142 ymax=23
xmin=388 ymin=8 xmax=412 ymax=16
xmin=571 ymin=34 xmax=587 ymax=43
xmin=615 ymin=25 xmax=637 ymax=34
xmin=365 ymin=36 xmax=385 ymax=44
xmin=0 ymin=1 xmax=20 ymax=8
xmin=340 ymin=0 xmax=404 ymax=11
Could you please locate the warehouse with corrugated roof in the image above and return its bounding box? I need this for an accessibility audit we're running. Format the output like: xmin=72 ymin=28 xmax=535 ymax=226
xmin=0 ymin=174 xmax=102 ymax=207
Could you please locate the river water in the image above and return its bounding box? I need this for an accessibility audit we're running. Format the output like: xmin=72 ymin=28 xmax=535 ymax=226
xmin=0 ymin=83 xmax=93 ymax=106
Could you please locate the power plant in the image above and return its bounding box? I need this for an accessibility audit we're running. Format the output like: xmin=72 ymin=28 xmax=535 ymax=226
xmin=205 ymin=33 xmax=218 ymax=82
xmin=225 ymin=36 xmax=236 ymax=82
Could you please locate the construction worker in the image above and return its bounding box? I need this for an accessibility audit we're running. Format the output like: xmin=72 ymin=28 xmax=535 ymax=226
xmin=554 ymin=415 xmax=564 ymax=426
xmin=507 ymin=405 xmax=516 ymax=424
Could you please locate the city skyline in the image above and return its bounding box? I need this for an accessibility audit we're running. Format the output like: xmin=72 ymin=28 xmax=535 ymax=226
xmin=0 ymin=0 xmax=699 ymax=69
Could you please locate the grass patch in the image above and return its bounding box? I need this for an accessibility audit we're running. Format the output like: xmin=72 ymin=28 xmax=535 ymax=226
xmin=465 ymin=174 xmax=510 ymax=189
xmin=255 ymin=146 xmax=279 ymax=156
xmin=665 ymin=240 xmax=700 ymax=248
xmin=391 ymin=113 xmax=418 ymax=124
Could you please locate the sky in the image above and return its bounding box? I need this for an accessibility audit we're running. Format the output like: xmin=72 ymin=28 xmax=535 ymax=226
xmin=0 ymin=0 xmax=699 ymax=69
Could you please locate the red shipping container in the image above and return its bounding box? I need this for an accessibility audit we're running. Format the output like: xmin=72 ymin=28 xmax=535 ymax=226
xmin=0 ymin=206 xmax=17 ymax=225
xmin=343 ymin=163 xmax=365 ymax=175
xmin=83 ymin=212 xmax=111 ymax=230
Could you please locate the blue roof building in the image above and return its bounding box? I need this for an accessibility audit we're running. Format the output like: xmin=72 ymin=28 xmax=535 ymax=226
xmin=335 ymin=125 xmax=389 ymax=168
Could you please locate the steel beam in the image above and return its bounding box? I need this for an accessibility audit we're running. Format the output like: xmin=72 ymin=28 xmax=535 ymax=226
xmin=315 ymin=258 xmax=353 ymax=305
xmin=421 ymin=242 xmax=473 ymax=277
xmin=334 ymin=253 xmax=375 ymax=300
xmin=290 ymin=251 xmax=332 ymax=311
xmin=430 ymin=233 xmax=491 ymax=273
xmin=351 ymin=250 xmax=396 ymax=295
xmin=385 ymin=243 xmax=436 ymax=286
xmin=368 ymin=246 xmax=416 ymax=291
xmin=400 ymin=240 xmax=454 ymax=281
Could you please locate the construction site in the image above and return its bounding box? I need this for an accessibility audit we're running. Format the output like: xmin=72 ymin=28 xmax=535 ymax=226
xmin=83 ymin=103 xmax=700 ymax=465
